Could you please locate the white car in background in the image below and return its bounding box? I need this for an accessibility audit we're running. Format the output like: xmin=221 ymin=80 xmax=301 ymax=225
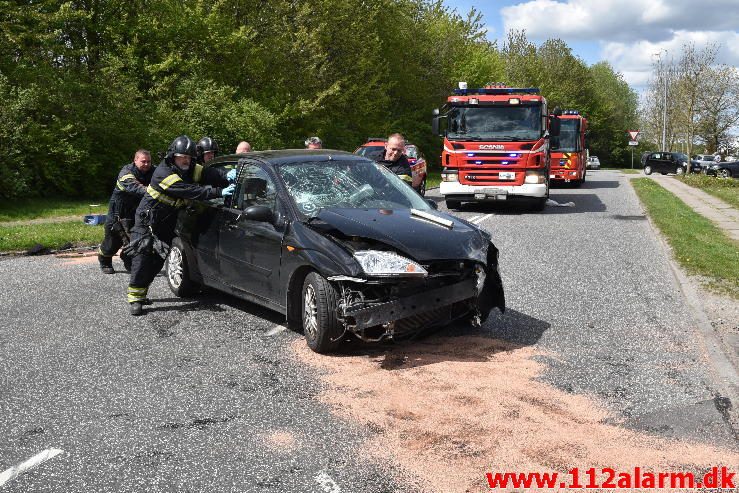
xmin=586 ymin=156 xmax=601 ymax=169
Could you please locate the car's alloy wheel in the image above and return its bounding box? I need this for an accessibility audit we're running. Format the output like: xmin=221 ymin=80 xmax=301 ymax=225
xmin=302 ymin=272 xmax=343 ymax=353
xmin=676 ymin=166 xmax=684 ymax=175
xmin=719 ymin=168 xmax=731 ymax=178
xmin=644 ymin=165 xmax=652 ymax=175
xmin=166 ymin=238 xmax=200 ymax=297
xmin=417 ymin=178 xmax=426 ymax=197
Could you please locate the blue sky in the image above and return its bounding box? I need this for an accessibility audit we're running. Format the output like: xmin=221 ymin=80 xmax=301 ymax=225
xmin=442 ymin=0 xmax=739 ymax=92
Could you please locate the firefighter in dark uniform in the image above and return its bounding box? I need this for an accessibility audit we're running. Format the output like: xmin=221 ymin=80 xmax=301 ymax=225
xmin=126 ymin=135 xmax=236 ymax=316
xmin=197 ymin=136 xmax=219 ymax=163
xmin=376 ymin=133 xmax=412 ymax=177
xmin=98 ymin=149 xmax=154 ymax=274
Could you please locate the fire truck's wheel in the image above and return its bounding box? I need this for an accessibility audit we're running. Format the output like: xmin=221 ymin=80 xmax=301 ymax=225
xmin=302 ymin=272 xmax=343 ymax=353
xmin=417 ymin=178 xmax=427 ymax=197
xmin=166 ymin=238 xmax=200 ymax=297
xmin=445 ymin=199 xmax=461 ymax=210
xmin=531 ymin=197 xmax=547 ymax=211
xmin=644 ymin=165 xmax=652 ymax=175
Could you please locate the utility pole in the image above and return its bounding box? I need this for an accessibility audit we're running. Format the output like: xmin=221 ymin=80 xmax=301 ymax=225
xmin=654 ymin=50 xmax=669 ymax=152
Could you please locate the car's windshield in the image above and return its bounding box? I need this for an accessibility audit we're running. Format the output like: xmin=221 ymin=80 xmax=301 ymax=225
xmin=677 ymin=153 xmax=688 ymax=161
xmin=446 ymin=105 xmax=542 ymax=141
xmin=355 ymin=145 xmax=385 ymax=161
xmin=552 ymin=118 xmax=580 ymax=152
xmin=277 ymin=160 xmax=431 ymax=217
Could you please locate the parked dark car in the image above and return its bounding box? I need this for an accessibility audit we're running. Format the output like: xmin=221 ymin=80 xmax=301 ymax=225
xmin=165 ymin=150 xmax=505 ymax=353
xmin=704 ymin=159 xmax=739 ymax=178
xmin=643 ymin=152 xmax=690 ymax=175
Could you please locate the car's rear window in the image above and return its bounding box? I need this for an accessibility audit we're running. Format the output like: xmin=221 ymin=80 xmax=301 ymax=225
xmin=355 ymin=145 xmax=384 ymax=161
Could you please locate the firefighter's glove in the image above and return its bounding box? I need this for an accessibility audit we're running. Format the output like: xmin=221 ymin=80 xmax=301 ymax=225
xmin=226 ymin=169 xmax=237 ymax=183
xmin=222 ymin=184 xmax=236 ymax=197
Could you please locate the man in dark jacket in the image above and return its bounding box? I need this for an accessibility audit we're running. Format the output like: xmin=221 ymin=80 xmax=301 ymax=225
xmin=376 ymin=133 xmax=411 ymax=177
xmin=126 ymin=135 xmax=235 ymax=316
xmin=98 ymin=149 xmax=154 ymax=274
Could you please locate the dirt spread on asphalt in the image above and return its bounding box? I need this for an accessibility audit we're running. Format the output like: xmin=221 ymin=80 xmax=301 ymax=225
xmin=293 ymin=336 xmax=738 ymax=492
xmin=261 ymin=430 xmax=299 ymax=453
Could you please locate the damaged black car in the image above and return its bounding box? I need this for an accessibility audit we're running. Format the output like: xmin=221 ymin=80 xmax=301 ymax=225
xmin=166 ymin=150 xmax=505 ymax=353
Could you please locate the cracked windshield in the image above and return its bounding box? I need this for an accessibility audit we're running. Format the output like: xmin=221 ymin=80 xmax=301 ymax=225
xmin=277 ymin=160 xmax=430 ymax=217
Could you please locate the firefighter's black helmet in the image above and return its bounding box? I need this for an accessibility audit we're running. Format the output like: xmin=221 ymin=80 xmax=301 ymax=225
xmin=197 ymin=136 xmax=219 ymax=154
xmin=167 ymin=135 xmax=197 ymax=159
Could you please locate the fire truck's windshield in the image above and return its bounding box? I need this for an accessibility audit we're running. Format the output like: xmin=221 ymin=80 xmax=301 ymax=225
xmin=553 ymin=119 xmax=580 ymax=152
xmin=446 ymin=105 xmax=542 ymax=141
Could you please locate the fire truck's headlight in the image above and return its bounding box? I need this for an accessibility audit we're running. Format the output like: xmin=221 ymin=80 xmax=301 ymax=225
xmin=441 ymin=169 xmax=459 ymax=182
xmin=524 ymin=170 xmax=546 ymax=184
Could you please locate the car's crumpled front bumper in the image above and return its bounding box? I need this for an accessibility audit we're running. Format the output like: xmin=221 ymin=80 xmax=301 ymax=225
xmin=342 ymin=278 xmax=477 ymax=331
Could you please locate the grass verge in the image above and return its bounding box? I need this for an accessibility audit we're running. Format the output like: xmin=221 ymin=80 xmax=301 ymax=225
xmin=677 ymin=174 xmax=739 ymax=209
xmin=0 ymin=221 xmax=103 ymax=252
xmin=426 ymin=170 xmax=441 ymax=189
xmin=0 ymin=198 xmax=107 ymax=222
xmin=632 ymin=178 xmax=739 ymax=299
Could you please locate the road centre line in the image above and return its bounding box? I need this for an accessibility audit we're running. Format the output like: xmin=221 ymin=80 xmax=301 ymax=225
xmin=314 ymin=471 xmax=342 ymax=492
xmin=471 ymin=214 xmax=493 ymax=224
xmin=0 ymin=448 xmax=64 ymax=487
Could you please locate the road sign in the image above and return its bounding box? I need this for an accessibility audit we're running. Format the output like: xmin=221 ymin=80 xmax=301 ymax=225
xmin=628 ymin=140 xmax=639 ymax=146
xmin=628 ymin=130 xmax=639 ymax=140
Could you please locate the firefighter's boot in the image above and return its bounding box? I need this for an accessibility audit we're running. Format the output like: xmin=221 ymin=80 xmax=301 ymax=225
xmin=127 ymin=285 xmax=149 ymax=316
xmin=130 ymin=302 xmax=143 ymax=316
xmin=98 ymin=255 xmax=115 ymax=274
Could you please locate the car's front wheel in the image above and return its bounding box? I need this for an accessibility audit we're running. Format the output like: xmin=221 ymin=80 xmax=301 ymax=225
xmin=718 ymin=168 xmax=731 ymax=178
xmin=644 ymin=165 xmax=652 ymax=175
xmin=416 ymin=178 xmax=427 ymax=197
xmin=166 ymin=238 xmax=200 ymax=297
xmin=676 ymin=166 xmax=685 ymax=175
xmin=302 ymin=272 xmax=343 ymax=353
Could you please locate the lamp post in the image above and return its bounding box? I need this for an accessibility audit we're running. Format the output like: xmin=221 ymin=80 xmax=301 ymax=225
xmin=653 ymin=50 xmax=669 ymax=151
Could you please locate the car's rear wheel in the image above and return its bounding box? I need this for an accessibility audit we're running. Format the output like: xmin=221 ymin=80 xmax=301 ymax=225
xmin=445 ymin=199 xmax=461 ymax=210
xmin=166 ymin=238 xmax=200 ymax=297
xmin=644 ymin=165 xmax=652 ymax=175
xmin=718 ymin=168 xmax=731 ymax=178
xmin=302 ymin=272 xmax=343 ymax=353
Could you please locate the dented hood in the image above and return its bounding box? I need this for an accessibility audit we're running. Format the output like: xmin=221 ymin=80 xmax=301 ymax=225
xmin=312 ymin=208 xmax=490 ymax=262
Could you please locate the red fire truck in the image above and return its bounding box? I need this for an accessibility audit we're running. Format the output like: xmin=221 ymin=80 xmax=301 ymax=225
xmin=549 ymin=110 xmax=588 ymax=186
xmin=432 ymin=83 xmax=560 ymax=211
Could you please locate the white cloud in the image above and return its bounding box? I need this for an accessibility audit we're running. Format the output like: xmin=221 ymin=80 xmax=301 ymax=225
xmin=604 ymin=31 xmax=739 ymax=89
xmin=500 ymin=0 xmax=739 ymax=91
xmin=501 ymin=0 xmax=739 ymax=43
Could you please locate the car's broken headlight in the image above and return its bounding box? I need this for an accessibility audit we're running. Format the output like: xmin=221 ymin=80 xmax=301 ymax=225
xmin=353 ymin=250 xmax=428 ymax=277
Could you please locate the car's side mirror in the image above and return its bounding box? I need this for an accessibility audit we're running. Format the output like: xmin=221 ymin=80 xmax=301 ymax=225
xmin=426 ymin=199 xmax=438 ymax=210
xmin=243 ymin=205 xmax=274 ymax=223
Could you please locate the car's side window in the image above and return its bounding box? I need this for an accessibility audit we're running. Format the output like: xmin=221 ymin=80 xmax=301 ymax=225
xmin=202 ymin=161 xmax=237 ymax=206
xmin=238 ymin=164 xmax=278 ymax=211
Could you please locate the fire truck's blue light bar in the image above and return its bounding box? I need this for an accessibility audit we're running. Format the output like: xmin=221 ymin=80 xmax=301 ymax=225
xmin=452 ymin=87 xmax=540 ymax=95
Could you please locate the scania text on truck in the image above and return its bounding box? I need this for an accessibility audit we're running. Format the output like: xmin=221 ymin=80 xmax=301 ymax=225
xmin=432 ymin=83 xmax=561 ymax=211
xmin=549 ymin=110 xmax=588 ymax=186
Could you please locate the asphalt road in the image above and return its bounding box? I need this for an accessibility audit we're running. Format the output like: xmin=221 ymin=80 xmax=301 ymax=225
xmin=0 ymin=169 xmax=736 ymax=491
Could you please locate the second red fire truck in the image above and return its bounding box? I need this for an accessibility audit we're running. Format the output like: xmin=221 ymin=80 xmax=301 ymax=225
xmin=549 ymin=110 xmax=588 ymax=186
xmin=432 ymin=83 xmax=561 ymax=211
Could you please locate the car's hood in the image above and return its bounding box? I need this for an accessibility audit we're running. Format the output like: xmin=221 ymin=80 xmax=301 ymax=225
xmin=312 ymin=208 xmax=490 ymax=262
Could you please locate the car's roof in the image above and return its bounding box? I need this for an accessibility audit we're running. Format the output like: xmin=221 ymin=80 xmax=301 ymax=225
xmin=214 ymin=149 xmax=369 ymax=166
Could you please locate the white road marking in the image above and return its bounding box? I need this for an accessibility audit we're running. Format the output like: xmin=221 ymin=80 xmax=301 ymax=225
xmin=471 ymin=214 xmax=493 ymax=224
xmin=0 ymin=448 xmax=64 ymax=487
xmin=314 ymin=471 xmax=341 ymax=492
xmin=467 ymin=214 xmax=481 ymax=222
xmin=266 ymin=325 xmax=287 ymax=336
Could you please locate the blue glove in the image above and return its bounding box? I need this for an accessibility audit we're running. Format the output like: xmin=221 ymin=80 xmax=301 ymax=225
xmin=221 ymin=184 xmax=236 ymax=197
xmin=226 ymin=169 xmax=237 ymax=183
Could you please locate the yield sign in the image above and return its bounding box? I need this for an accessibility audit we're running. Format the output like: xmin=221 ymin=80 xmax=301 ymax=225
xmin=628 ymin=130 xmax=640 ymax=140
